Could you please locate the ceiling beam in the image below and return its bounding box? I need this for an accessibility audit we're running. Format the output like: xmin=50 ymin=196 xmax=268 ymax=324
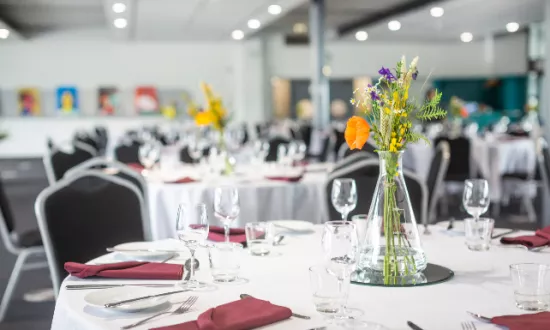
xmin=337 ymin=0 xmax=445 ymax=37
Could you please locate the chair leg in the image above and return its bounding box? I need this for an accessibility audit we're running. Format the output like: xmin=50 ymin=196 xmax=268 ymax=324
xmin=0 ymin=252 xmax=29 ymax=322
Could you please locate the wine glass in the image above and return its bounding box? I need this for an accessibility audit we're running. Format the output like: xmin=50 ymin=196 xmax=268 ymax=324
xmin=463 ymin=179 xmax=490 ymax=221
xmin=331 ymin=179 xmax=357 ymax=221
xmin=175 ymin=203 xmax=210 ymax=290
xmin=188 ymin=141 xmax=203 ymax=164
xmin=138 ymin=142 xmax=161 ymax=170
xmin=295 ymin=140 xmax=307 ymax=163
xmin=214 ymin=186 xmax=240 ymax=242
xmin=321 ymin=221 xmax=363 ymax=319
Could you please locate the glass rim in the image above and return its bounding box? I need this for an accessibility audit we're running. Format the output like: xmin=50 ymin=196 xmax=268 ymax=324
xmin=351 ymin=214 xmax=368 ymax=219
xmin=464 ymin=217 xmax=494 ymax=222
xmin=464 ymin=179 xmax=488 ymax=184
xmin=510 ymin=263 xmax=550 ymax=271
xmin=245 ymin=221 xmax=271 ymax=227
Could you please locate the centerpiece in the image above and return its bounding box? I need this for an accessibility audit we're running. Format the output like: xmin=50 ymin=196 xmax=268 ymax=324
xmin=187 ymin=82 xmax=233 ymax=175
xmin=345 ymin=56 xmax=446 ymax=285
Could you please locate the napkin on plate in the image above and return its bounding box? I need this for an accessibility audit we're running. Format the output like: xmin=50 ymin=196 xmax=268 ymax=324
xmin=492 ymin=311 xmax=550 ymax=330
xmin=500 ymin=226 xmax=550 ymax=248
xmin=64 ymin=261 xmax=183 ymax=280
xmin=265 ymin=175 xmax=303 ymax=183
xmin=151 ymin=296 xmax=292 ymax=330
xmin=207 ymin=226 xmax=246 ymax=244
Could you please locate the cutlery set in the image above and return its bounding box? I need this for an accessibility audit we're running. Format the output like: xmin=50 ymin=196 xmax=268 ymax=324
xmin=121 ymin=295 xmax=199 ymax=329
xmin=407 ymin=312 xmax=489 ymax=330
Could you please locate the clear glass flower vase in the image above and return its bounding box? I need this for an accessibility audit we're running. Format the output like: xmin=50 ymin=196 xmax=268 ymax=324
xmin=359 ymin=151 xmax=427 ymax=284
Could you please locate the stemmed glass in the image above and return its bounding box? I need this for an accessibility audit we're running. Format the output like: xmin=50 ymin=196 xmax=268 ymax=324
xmin=321 ymin=221 xmax=363 ymax=319
xmin=214 ymin=186 xmax=240 ymax=242
xmin=463 ymin=179 xmax=490 ymax=222
xmin=188 ymin=141 xmax=203 ymax=164
xmin=175 ymin=203 xmax=210 ymax=290
xmin=138 ymin=142 xmax=161 ymax=171
xmin=331 ymin=179 xmax=357 ymax=221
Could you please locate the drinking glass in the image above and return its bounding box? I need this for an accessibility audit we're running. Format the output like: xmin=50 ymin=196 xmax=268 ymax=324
xmin=214 ymin=186 xmax=240 ymax=242
xmin=295 ymin=140 xmax=307 ymax=162
xmin=463 ymin=179 xmax=490 ymax=221
xmin=245 ymin=222 xmax=274 ymax=256
xmin=188 ymin=142 xmax=203 ymax=164
xmin=321 ymin=221 xmax=362 ymax=318
xmin=351 ymin=214 xmax=368 ymax=252
xmin=464 ymin=217 xmax=494 ymax=251
xmin=208 ymin=242 xmax=243 ymax=283
xmin=309 ymin=265 xmax=349 ymax=317
xmin=331 ymin=179 xmax=357 ymax=221
xmin=138 ymin=142 xmax=161 ymax=170
xmin=175 ymin=203 xmax=210 ymax=290
xmin=510 ymin=263 xmax=550 ymax=311
xmin=277 ymin=144 xmax=288 ymax=166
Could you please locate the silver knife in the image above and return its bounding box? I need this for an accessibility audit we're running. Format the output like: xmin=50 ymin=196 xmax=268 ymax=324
xmin=106 ymin=247 xmax=182 ymax=253
xmin=239 ymin=294 xmax=310 ymax=319
xmin=104 ymin=289 xmax=189 ymax=308
xmin=467 ymin=311 xmax=491 ymax=322
xmin=66 ymin=284 xmax=175 ymax=290
xmin=407 ymin=321 xmax=424 ymax=330
xmin=491 ymin=229 xmax=519 ymax=239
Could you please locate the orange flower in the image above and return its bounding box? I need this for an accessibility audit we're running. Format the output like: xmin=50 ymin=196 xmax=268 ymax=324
xmin=345 ymin=116 xmax=370 ymax=150
xmin=194 ymin=111 xmax=215 ymax=126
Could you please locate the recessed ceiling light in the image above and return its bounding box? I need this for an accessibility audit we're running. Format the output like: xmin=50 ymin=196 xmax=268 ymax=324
xmin=268 ymin=4 xmax=282 ymax=15
xmin=460 ymin=32 xmax=473 ymax=43
xmin=0 ymin=28 xmax=9 ymax=39
xmin=430 ymin=7 xmax=444 ymax=17
xmin=248 ymin=19 xmax=261 ymax=29
xmin=355 ymin=30 xmax=368 ymax=41
xmin=112 ymin=3 xmax=126 ymax=13
xmin=506 ymin=22 xmax=520 ymax=33
xmin=113 ymin=18 xmax=127 ymax=29
xmin=232 ymin=30 xmax=244 ymax=40
xmin=293 ymin=22 xmax=308 ymax=34
xmin=388 ymin=20 xmax=401 ymax=31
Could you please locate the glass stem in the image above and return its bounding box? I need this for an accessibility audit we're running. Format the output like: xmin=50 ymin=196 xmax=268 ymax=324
xmin=342 ymin=211 xmax=348 ymax=221
xmin=189 ymin=248 xmax=196 ymax=283
xmin=224 ymin=224 xmax=230 ymax=243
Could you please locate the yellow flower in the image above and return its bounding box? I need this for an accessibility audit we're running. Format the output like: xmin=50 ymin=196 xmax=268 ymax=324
xmin=194 ymin=111 xmax=215 ymax=126
xmin=404 ymin=89 xmax=409 ymax=101
xmin=391 ymin=132 xmax=396 ymax=137
xmin=402 ymin=112 xmax=408 ymax=118
xmin=400 ymin=128 xmax=405 ymax=136
xmin=384 ymin=107 xmax=391 ymax=114
xmin=391 ymin=138 xmax=397 ymax=145
xmin=396 ymin=142 xmax=402 ymax=148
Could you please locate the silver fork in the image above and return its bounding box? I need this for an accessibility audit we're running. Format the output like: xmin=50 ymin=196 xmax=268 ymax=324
xmin=461 ymin=321 xmax=476 ymax=330
xmin=120 ymin=296 xmax=198 ymax=329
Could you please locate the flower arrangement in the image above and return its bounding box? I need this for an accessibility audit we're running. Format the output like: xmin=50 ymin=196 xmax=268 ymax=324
xmin=187 ymin=82 xmax=229 ymax=132
xmin=345 ymin=56 xmax=446 ymax=284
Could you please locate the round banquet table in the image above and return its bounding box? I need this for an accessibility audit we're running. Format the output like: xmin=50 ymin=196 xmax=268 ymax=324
xmin=52 ymin=222 xmax=549 ymax=330
xmin=146 ymin=170 xmax=330 ymax=240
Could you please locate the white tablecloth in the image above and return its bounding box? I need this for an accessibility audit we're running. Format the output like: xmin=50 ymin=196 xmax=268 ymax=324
xmin=52 ymin=223 xmax=548 ymax=330
xmin=147 ymin=172 xmax=329 ymax=240
xmin=471 ymin=136 xmax=536 ymax=202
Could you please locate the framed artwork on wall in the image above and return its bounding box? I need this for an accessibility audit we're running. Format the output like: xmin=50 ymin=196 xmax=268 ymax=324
xmin=18 ymin=88 xmax=41 ymax=116
xmin=98 ymin=86 xmax=119 ymax=116
xmin=56 ymin=86 xmax=79 ymax=114
xmin=135 ymin=86 xmax=159 ymax=115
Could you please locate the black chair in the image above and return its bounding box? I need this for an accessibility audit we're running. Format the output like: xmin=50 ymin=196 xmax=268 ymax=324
xmin=0 ymin=175 xmax=47 ymax=321
xmin=426 ymin=141 xmax=450 ymax=225
xmin=180 ymin=147 xmax=195 ymax=164
xmin=35 ymin=171 xmax=147 ymax=295
xmin=434 ymin=136 xmax=471 ymax=182
xmin=299 ymin=124 xmax=312 ymax=150
xmin=325 ymin=159 xmax=427 ymax=226
xmin=94 ymin=126 xmax=109 ymax=155
xmin=333 ymin=128 xmax=346 ymax=157
xmin=266 ymin=137 xmax=290 ymax=162
xmin=343 ymin=140 xmax=377 ymax=158
xmin=44 ymin=141 xmax=97 ymax=185
xmin=332 ymin=152 xmax=372 ymax=173
xmin=114 ymin=141 xmax=142 ymax=164
xmin=74 ymin=132 xmax=101 ymax=155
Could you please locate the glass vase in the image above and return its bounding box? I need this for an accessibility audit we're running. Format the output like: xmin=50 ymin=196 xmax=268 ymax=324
xmin=359 ymin=151 xmax=427 ymax=285
xmin=218 ymin=131 xmax=234 ymax=176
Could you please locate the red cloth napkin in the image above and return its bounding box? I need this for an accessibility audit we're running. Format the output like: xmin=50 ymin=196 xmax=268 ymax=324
xmin=64 ymin=261 xmax=183 ymax=280
xmin=492 ymin=311 xmax=550 ymax=330
xmin=501 ymin=226 xmax=550 ymax=248
xmin=207 ymin=226 xmax=246 ymax=244
xmin=165 ymin=177 xmax=197 ymax=184
xmin=265 ymin=175 xmax=303 ymax=183
xmin=127 ymin=163 xmax=145 ymax=171
xmin=151 ymin=297 xmax=292 ymax=330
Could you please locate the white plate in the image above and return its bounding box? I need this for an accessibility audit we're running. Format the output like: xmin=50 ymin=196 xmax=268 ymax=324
xmin=84 ymin=286 xmax=169 ymax=312
xmin=113 ymin=242 xmax=177 ymax=260
xmin=270 ymin=220 xmax=315 ymax=233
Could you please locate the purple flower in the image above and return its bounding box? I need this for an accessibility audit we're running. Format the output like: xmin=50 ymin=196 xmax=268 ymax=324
xmin=378 ymin=67 xmax=396 ymax=81
xmin=412 ymin=69 xmax=419 ymax=80
xmin=369 ymin=90 xmax=380 ymax=101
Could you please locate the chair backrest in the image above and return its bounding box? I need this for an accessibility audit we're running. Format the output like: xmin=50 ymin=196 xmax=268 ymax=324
xmin=426 ymin=141 xmax=450 ymax=223
xmin=43 ymin=141 xmax=96 ymax=185
xmin=299 ymin=124 xmax=312 ymax=150
xmin=35 ymin=171 xmax=147 ymax=295
xmin=180 ymin=147 xmax=195 ymax=164
xmin=434 ymin=136 xmax=470 ymax=181
xmin=333 ymin=128 xmax=346 ymax=156
xmin=343 ymin=140 xmax=377 ymax=158
xmin=333 ymin=151 xmax=373 ymax=173
xmin=74 ymin=132 xmax=100 ymax=155
xmin=114 ymin=141 xmax=142 ymax=164
xmin=0 ymin=174 xmax=20 ymax=254
xmin=325 ymin=158 xmax=427 ymax=226
xmin=537 ymin=138 xmax=550 ymax=191
xmin=266 ymin=137 xmax=290 ymax=162
xmin=94 ymin=126 xmax=109 ymax=154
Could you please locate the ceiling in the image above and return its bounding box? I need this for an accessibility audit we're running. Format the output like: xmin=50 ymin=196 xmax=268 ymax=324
xmin=0 ymin=0 xmax=545 ymax=42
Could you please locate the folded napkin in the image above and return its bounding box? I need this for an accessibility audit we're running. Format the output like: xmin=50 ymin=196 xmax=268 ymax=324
xmin=64 ymin=261 xmax=183 ymax=280
xmin=165 ymin=177 xmax=197 ymax=184
xmin=207 ymin=226 xmax=246 ymax=244
xmin=151 ymin=297 xmax=292 ymax=330
xmin=265 ymin=175 xmax=303 ymax=183
xmin=127 ymin=163 xmax=145 ymax=171
xmin=492 ymin=311 xmax=550 ymax=330
xmin=501 ymin=226 xmax=550 ymax=248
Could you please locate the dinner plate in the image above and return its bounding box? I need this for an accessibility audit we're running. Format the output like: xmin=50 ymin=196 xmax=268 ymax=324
xmin=270 ymin=220 xmax=314 ymax=233
xmin=113 ymin=242 xmax=177 ymax=260
xmin=84 ymin=286 xmax=169 ymax=312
